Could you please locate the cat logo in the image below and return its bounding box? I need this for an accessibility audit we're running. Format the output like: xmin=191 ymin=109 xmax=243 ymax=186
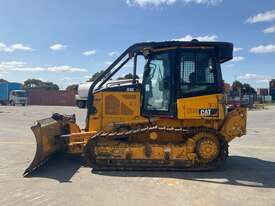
xmin=199 ymin=109 xmax=218 ymax=117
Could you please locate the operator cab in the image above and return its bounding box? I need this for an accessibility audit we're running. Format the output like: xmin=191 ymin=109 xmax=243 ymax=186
xmin=142 ymin=47 xmax=223 ymax=117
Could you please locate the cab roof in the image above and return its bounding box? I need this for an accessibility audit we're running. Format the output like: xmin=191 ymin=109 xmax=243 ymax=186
xmin=128 ymin=40 xmax=233 ymax=63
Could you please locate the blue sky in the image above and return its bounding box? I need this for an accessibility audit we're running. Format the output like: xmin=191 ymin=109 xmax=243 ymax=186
xmin=0 ymin=0 xmax=275 ymax=89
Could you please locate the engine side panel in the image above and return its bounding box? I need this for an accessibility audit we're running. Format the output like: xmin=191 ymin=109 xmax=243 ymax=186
xmin=177 ymin=94 xmax=225 ymax=120
xmin=88 ymin=91 xmax=148 ymax=132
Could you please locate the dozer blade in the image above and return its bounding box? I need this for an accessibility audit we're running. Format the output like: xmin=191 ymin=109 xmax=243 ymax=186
xmin=23 ymin=117 xmax=65 ymax=176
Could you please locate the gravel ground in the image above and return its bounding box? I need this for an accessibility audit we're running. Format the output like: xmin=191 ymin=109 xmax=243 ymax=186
xmin=0 ymin=105 xmax=275 ymax=206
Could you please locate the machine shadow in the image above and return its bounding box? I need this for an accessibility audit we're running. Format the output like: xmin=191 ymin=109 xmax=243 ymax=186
xmin=92 ymin=156 xmax=275 ymax=189
xmin=24 ymin=154 xmax=82 ymax=183
xmin=25 ymin=155 xmax=275 ymax=187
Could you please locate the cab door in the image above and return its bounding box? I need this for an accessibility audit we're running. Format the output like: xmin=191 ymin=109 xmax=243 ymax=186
xmin=176 ymin=48 xmax=224 ymax=120
xmin=141 ymin=51 xmax=176 ymax=117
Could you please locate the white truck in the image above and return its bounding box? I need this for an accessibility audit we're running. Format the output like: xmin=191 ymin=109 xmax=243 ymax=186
xmin=75 ymin=82 xmax=93 ymax=108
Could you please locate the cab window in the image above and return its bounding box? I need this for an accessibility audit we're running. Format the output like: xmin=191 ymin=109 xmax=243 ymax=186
xmin=179 ymin=51 xmax=218 ymax=96
xmin=143 ymin=52 xmax=171 ymax=112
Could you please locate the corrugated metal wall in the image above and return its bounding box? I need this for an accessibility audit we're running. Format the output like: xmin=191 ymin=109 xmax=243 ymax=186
xmin=27 ymin=90 xmax=76 ymax=106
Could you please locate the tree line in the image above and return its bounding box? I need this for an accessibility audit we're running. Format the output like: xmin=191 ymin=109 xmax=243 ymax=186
xmin=0 ymin=71 xmax=139 ymax=93
xmin=231 ymin=80 xmax=257 ymax=96
xmin=0 ymin=76 xmax=256 ymax=96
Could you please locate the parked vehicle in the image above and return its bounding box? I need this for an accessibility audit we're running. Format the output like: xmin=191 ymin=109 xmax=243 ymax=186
xmin=0 ymin=82 xmax=28 ymax=106
xmin=75 ymin=82 xmax=92 ymax=108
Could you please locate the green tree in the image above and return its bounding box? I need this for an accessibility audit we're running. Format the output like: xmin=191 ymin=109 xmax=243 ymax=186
xmin=66 ymin=84 xmax=78 ymax=93
xmin=23 ymin=79 xmax=59 ymax=90
xmin=87 ymin=70 xmax=105 ymax=82
xmin=232 ymin=80 xmax=256 ymax=96
xmin=232 ymin=80 xmax=243 ymax=96
xmin=242 ymin=83 xmax=256 ymax=95
xmin=0 ymin=78 xmax=8 ymax=83
xmin=117 ymin=73 xmax=139 ymax=80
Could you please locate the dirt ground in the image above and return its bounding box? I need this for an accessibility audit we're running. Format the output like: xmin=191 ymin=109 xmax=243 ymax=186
xmin=0 ymin=105 xmax=275 ymax=206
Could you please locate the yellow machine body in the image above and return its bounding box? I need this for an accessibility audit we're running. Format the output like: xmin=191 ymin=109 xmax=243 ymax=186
xmin=88 ymin=91 xmax=146 ymax=132
xmin=86 ymin=90 xmax=246 ymax=141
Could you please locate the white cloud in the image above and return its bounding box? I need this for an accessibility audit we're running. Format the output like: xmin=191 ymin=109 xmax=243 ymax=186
xmin=0 ymin=61 xmax=27 ymax=76
xmin=250 ymin=44 xmax=275 ymax=54
xmin=59 ymin=77 xmax=73 ymax=81
xmin=237 ymin=73 xmax=271 ymax=83
xmin=83 ymin=50 xmax=96 ymax=56
xmin=173 ymin=35 xmax=218 ymax=41
xmin=47 ymin=65 xmax=87 ymax=73
xmin=256 ymin=79 xmax=270 ymax=83
xmin=126 ymin=0 xmax=222 ymax=7
xmin=0 ymin=61 xmax=27 ymax=74
xmin=0 ymin=43 xmax=33 ymax=52
xmin=109 ymin=51 xmax=119 ymax=57
xmin=127 ymin=0 xmax=176 ymax=6
xmin=50 ymin=43 xmax=67 ymax=51
xmin=223 ymin=63 xmax=234 ymax=68
xmin=0 ymin=61 xmax=87 ymax=73
xmin=11 ymin=67 xmax=46 ymax=72
xmin=104 ymin=61 xmax=113 ymax=66
xmin=10 ymin=44 xmax=33 ymax=51
xmin=231 ymin=56 xmax=245 ymax=62
xmin=246 ymin=10 xmax=275 ymax=24
xmin=233 ymin=47 xmax=243 ymax=52
xmin=123 ymin=63 xmax=132 ymax=68
xmin=58 ymin=77 xmax=90 ymax=89
xmin=0 ymin=61 xmax=26 ymax=68
xmin=263 ymin=25 xmax=275 ymax=33
xmin=36 ymin=77 xmax=46 ymax=81
xmin=83 ymin=75 xmax=92 ymax=79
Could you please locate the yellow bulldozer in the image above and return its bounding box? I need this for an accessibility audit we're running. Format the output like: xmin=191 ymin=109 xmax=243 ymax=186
xmin=24 ymin=40 xmax=247 ymax=176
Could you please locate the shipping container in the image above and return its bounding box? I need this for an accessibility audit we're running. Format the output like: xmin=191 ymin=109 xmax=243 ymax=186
xmin=27 ymin=89 xmax=76 ymax=106
xmin=270 ymin=79 xmax=275 ymax=89
xmin=269 ymin=80 xmax=275 ymax=96
xmin=257 ymin=88 xmax=269 ymax=96
xmin=270 ymin=88 xmax=275 ymax=95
